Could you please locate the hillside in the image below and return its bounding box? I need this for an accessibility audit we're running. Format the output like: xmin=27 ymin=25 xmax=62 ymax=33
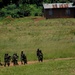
xmin=0 ymin=17 xmax=75 ymax=61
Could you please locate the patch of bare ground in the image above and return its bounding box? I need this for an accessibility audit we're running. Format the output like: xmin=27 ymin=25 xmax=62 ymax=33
xmin=17 ymin=57 xmax=75 ymax=65
xmin=32 ymin=17 xmax=45 ymax=22
xmin=0 ymin=57 xmax=75 ymax=67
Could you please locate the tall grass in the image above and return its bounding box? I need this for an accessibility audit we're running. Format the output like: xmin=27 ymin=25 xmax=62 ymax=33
xmin=0 ymin=17 xmax=75 ymax=61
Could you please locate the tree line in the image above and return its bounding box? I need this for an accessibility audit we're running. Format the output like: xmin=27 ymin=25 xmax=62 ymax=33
xmin=0 ymin=0 xmax=73 ymax=7
xmin=0 ymin=0 xmax=73 ymax=18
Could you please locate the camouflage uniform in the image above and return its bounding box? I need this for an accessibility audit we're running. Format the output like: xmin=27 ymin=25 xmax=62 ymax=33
xmin=12 ymin=53 xmax=19 ymax=66
xmin=21 ymin=51 xmax=27 ymax=64
xmin=4 ymin=54 xmax=11 ymax=67
xmin=37 ymin=50 xmax=43 ymax=62
xmin=39 ymin=50 xmax=43 ymax=62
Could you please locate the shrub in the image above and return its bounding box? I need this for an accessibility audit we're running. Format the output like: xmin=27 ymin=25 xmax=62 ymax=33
xmin=29 ymin=4 xmax=42 ymax=16
xmin=0 ymin=4 xmax=20 ymax=18
xmin=0 ymin=4 xmax=43 ymax=18
xmin=18 ymin=4 xmax=43 ymax=16
xmin=19 ymin=4 xmax=31 ymax=16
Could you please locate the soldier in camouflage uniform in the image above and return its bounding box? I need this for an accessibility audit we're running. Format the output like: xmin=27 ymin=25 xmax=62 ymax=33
xmin=12 ymin=53 xmax=19 ymax=66
xmin=21 ymin=51 xmax=27 ymax=65
xmin=36 ymin=49 xmax=43 ymax=62
xmin=4 ymin=53 xmax=11 ymax=67
xmin=38 ymin=50 xmax=43 ymax=62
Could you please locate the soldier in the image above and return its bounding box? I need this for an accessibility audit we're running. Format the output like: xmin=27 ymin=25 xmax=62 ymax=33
xmin=12 ymin=53 xmax=19 ymax=66
xmin=37 ymin=49 xmax=43 ymax=62
xmin=4 ymin=53 xmax=11 ymax=67
xmin=38 ymin=50 xmax=43 ymax=62
xmin=21 ymin=51 xmax=27 ymax=65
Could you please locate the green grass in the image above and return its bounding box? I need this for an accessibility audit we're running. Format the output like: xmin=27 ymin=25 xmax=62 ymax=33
xmin=0 ymin=59 xmax=75 ymax=75
xmin=0 ymin=17 xmax=75 ymax=61
xmin=0 ymin=17 xmax=75 ymax=75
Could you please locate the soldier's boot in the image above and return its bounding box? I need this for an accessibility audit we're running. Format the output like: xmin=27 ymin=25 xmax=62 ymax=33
xmin=24 ymin=60 xmax=27 ymax=64
xmin=40 ymin=58 xmax=43 ymax=62
xmin=38 ymin=57 xmax=41 ymax=62
xmin=7 ymin=62 xmax=10 ymax=66
xmin=21 ymin=60 xmax=23 ymax=64
xmin=16 ymin=61 xmax=18 ymax=65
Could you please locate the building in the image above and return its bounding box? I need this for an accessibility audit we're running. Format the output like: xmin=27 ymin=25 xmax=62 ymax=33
xmin=43 ymin=3 xmax=75 ymax=19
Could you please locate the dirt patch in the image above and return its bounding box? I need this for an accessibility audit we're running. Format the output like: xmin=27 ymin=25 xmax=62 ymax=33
xmin=32 ymin=17 xmax=45 ymax=22
xmin=0 ymin=57 xmax=75 ymax=67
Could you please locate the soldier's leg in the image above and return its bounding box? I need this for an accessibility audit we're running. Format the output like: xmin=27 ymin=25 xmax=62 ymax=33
xmin=14 ymin=60 xmax=18 ymax=65
xmin=40 ymin=58 xmax=43 ymax=62
xmin=21 ymin=59 xmax=23 ymax=64
xmin=38 ymin=56 xmax=41 ymax=62
xmin=24 ymin=59 xmax=27 ymax=64
xmin=40 ymin=56 xmax=43 ymax=62
xmin=16 ymin=60 xmax=18 ymax=65
xmin=7 ymin=62 xmax=10 ymax=66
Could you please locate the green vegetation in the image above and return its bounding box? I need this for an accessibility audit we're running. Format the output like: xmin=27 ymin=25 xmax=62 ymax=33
xmin=0 ymin=17 xmax=75 ymax=61
xmin=0 ymin=4 xmax=43 ymax=18
xmin=0 ymin=0 xmax=73 ymax=17
xmin=0 ymin=17 xmax=75 ymax=75
xmin=0 ymin=59 xmax=75 ymax=75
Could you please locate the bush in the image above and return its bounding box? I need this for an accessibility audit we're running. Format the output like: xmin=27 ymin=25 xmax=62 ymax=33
xmin=29 ymin=4 xmax=42 ymax=16
xmin=0 ymin=4 xmax=20 ymax=18
xmin=0 ymin=4 xmax=43 ymax=18
xmin=19 ymin=4 xmax=31 ymax=16
xmin=18 ymin=4 xmax=43 ymax=16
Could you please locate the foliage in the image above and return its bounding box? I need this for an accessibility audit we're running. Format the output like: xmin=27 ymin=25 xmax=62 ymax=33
xmin=0 ymin=0 xmax=73 ymax=17
xmin=0 ymin=4 xmax=20 ymax=18
xmin=18 ymin=4 xmax=42 ymax=16
xmin=29 ymin=4 xmax=42 ymax=16
xmin=18 ymin=4 xmax=31 ymax=16
xmin=0 ymin=4 xmax=43 ymax=17
xmin=0 ymin=59 xmax=75 ymax=75
xmin=0 ymin=18 xmax=75 ymax=61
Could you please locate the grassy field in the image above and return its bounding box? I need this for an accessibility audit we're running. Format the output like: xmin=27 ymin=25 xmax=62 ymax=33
xmin=0 ymin=59 xmax=75 ymax=75
xmin=0 ymin=17 xmax=75 ymax=61
xmin=0 ymin=17 xmax=75 ymax=75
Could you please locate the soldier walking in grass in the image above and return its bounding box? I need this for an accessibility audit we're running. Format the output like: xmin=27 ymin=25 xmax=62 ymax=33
xmin=38 ymin=50 xmax=43 ymax=62
xmin=21 ymin=51 xmax=27 ymax=65
xmin=12 ymin=53 xmax=19 ymax=66
xmin=4 ymin=53 xmax=11 ymax=67
xmin=36 ymin=49 xmax=40 ymax=61
xmin=36 ymin=49 xmax=43 ymax=62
